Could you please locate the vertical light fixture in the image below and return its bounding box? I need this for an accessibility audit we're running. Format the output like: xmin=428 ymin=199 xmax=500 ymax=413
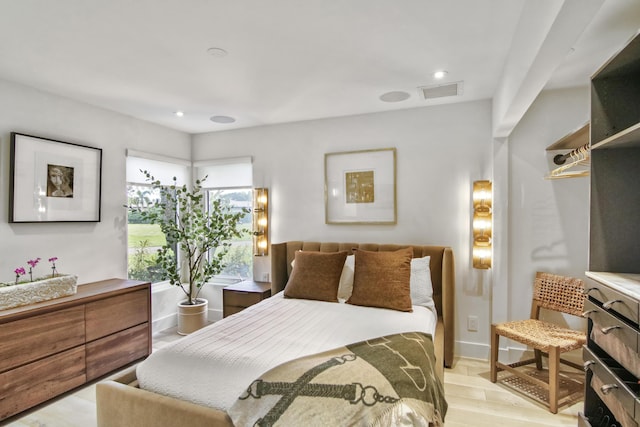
xmin=253 ymin=188 xmax=269 ymax=256
xmin=472 ymin=180 xmax=492 ymax=269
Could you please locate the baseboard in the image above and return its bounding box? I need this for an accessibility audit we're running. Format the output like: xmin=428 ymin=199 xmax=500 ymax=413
xmin=454 ymin=340 xmax=583 ymax=366
xmin=152 ymin=313 xmax=177 ymax=334
xmin=455 ymin=340 xmax=491 ymax=360
xmin=455 ymin=341 xmax=539 ymax=362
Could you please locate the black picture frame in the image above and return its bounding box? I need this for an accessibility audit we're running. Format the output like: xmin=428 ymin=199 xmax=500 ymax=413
xmin=9 ymin=132 xmax=102 ymax=223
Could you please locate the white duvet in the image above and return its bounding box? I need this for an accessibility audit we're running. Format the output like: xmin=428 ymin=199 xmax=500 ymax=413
xmin=137 ymin=292 xmax=437 ymax=411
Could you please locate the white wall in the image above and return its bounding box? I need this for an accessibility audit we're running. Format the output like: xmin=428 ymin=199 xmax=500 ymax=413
xmin=193 ymin=100 xmax=493 ymax=356
xmin=0 ymin=77 xmax=591 ymax=358
xmin=494 ymin=86 xmax=590 ymax=361
xmin=0 ymin=79 xmax=190 ymax=285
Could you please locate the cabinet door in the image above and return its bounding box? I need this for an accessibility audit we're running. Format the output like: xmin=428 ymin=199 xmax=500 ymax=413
xmin=0 ymin=346 xmax=86 ymax=420
xmin=0 ymin=305 xmax=85 ymax=374
xmin=85 ymin=323 xmax=149 ymax=381
xmin=85 ymin=289 xmax=149 ymax=342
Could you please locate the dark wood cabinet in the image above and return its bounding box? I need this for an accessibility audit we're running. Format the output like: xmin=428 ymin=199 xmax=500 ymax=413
xmin=581 ymin=31 xmax=640 ymax=427
xmin=0 ymin=278 xmax=151 ymax=421
xmin=223 ymin=280 xmax=271 ymax=318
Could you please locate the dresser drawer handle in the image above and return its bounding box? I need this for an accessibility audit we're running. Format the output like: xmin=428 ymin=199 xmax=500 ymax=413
xmin=602 ymin=299 xmax=622 ymax=310
xmin=583 ymin=360 xmax=596 ymax=372
xmin=601 ymin=325 xmax=622 ymax=334
xmin=582 ymin=309 xmax=598 ymax=318
xmin=583 ymin=287 xmax=598 ymax=295
xmin=600 ymin=384 xmax=618 ymax=394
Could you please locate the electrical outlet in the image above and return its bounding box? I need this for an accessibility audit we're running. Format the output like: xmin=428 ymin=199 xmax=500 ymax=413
xmin=467 ymin=315 xmax=479 ymax=332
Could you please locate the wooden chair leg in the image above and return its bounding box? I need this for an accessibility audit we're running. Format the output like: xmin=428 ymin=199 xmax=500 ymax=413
xmin=490 ymin=324 xmax=499 ymax=383
xmin=548 ymin=346 xmax=559 ymax=414
xmin=534 ymin=349 xmax=543 ymax=370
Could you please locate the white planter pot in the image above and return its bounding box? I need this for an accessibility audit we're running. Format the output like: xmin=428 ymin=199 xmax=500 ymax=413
xmin=177 ymin=298 xmax=208 ymax=335
xmin=0 ymin=274 xmax=78 ymax=311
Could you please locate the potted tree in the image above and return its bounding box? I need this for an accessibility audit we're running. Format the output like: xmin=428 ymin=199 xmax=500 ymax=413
xmin=130 ymin=171 xmax=248 ymax=334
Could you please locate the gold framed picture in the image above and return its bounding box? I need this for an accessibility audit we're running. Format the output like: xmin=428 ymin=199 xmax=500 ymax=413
xmin=324 ymin=147 xmax=396 ymax=224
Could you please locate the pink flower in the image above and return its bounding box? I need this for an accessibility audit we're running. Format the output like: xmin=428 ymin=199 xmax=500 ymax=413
xmin=15 ymin=267 xmax=26 ymax=276
xmin=27 ymin=258 xmax=41 ymax=268
xmin=49 ymin=257 xmax=58 ymax=263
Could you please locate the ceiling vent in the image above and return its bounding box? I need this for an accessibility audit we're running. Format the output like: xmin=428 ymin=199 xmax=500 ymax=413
xmin=418 ymin=81 xmax=464 ymax=100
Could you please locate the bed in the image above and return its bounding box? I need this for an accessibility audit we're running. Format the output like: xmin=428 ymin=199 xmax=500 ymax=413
xmin=96 ymin=242 xmax=455 ymax=427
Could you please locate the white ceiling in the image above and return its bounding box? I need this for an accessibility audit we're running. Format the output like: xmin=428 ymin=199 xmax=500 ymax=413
xmin=0 ymin=0 xmax=638 ymax=135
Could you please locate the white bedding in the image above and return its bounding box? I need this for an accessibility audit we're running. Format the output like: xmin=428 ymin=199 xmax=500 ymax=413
xmin=137 ymin=292 xmax=437 ymax=411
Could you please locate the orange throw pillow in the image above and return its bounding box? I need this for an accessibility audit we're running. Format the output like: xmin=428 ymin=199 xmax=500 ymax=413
xmin=284 ymin=251 xmax=348 ymax=302
xmin=347 ymin=247 xmax=413 ymax=312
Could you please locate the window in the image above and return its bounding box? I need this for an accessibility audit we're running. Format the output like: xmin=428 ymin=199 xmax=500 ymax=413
xmin=195 ymin=156 xmax=253 ymax=280
xmin=126 ymin=183 xmax=176 ymax=283
xmin=126 ymin=150 xmax=189 ymax=284
xmin=206 ymin=188 xmax=253 ymax=280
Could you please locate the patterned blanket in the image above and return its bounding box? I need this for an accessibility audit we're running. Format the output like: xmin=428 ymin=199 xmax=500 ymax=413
xmin=228 ymin=332 xmax=447 ymax=426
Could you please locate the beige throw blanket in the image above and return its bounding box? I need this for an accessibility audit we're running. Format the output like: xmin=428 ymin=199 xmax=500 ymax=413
xmin=229 ymin=332 xmax=447 ymax=426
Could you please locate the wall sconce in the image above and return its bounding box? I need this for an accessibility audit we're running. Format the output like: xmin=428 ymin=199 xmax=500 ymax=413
xmin=252 ymin=188 xmax=269 ymax=256
xmin=472 ymin=180 xmax=492 ymax=269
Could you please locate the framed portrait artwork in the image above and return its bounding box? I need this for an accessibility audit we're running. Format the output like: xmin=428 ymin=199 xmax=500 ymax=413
xmin=324 ymin=147 xmax=396 ymax=224
xmin=9 ymin=133 xmax=102 ymax=222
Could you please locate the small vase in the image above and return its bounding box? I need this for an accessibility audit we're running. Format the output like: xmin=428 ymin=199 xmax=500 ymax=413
xmin=177 ymin=298 xmax=208 ymax=335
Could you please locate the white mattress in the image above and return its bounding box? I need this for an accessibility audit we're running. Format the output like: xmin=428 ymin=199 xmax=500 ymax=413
xmin=137 ymin=292 xmax=437 ymax=411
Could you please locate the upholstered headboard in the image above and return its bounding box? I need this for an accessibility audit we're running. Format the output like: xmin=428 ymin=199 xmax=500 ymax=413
xmin=270 ymin=241 xmax=455 ymax=369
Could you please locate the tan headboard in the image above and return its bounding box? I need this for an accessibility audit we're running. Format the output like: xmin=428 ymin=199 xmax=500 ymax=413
xmin=270 ymin=241 xmax=455 ymax=369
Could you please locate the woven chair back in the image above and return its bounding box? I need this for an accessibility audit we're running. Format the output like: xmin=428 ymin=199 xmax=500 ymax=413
xmin=533 ymin=272 xmax=585 ymax=317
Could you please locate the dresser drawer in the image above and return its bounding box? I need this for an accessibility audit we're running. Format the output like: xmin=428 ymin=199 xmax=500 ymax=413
xmin=0 ymin=346 xmax=86 ymax=420
xmin=585 ymin=299 xmax=639 ymax=353
xmin=586 ymin=277 xmax=639 ymax=325
xmin=86 ymin=323 xmax=150 ymax=381
xmin=584 ymin=346 xmax=640 ymax=424
xmin=86 ymin=289 xmax=149 ymax=341
xmin=224 ymin=289 xmax=264 ymax=308
xmin=223 ymin=305 xmax=246 ymax=317
xmin=0 ymin=305 xmax=85 ymax=373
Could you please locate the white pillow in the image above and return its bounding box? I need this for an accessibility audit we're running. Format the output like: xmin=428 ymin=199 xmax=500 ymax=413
xmin=337 ymin=254 xmax=355 ymax=300
xmin=410 ymin=256 xmax=434 ymax=308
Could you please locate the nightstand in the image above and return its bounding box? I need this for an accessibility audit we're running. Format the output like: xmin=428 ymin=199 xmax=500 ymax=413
xmin=223 ymin=280 xmax=271 ymax=318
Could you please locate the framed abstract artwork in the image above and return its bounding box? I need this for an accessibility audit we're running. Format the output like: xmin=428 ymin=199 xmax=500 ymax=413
xmin=324 ymin=147 xmax=396 ymax=224
xmin=9 ymin=132 xmax=102 ymax=222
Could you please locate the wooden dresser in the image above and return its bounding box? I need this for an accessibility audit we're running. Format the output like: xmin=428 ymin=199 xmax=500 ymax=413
xmin=0 ymin=278 xmax=151 ymax=421
xmin=223 ymin=280 xmax=271 ymax=318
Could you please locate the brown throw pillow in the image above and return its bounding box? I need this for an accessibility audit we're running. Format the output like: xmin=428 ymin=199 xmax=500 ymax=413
xmin=347 ymin=247 xmax=413 ymax=312
xmin=284 ymin=251 xmax=348 ymax=302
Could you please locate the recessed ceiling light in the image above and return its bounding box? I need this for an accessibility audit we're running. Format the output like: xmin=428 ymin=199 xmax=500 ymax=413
xmin=207 ymin=47 xmax=228 ymax=57
xmin=210 ymin=115 xmax=236 ymax=124
xmin=379 ymin=91 xmax=410 ymax=103
xmin=174 ymin=111 xmax=184 ymax=117
xmin=433 ymin=70 xmax=448 ymax=79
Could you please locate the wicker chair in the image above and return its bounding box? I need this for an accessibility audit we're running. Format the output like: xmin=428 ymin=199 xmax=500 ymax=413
xmin=490 ymin=272 xmax=586 ymax=413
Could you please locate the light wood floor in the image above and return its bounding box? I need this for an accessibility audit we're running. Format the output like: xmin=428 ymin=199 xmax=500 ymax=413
xmin=3 ymin=328 xmax=583 ymax=426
